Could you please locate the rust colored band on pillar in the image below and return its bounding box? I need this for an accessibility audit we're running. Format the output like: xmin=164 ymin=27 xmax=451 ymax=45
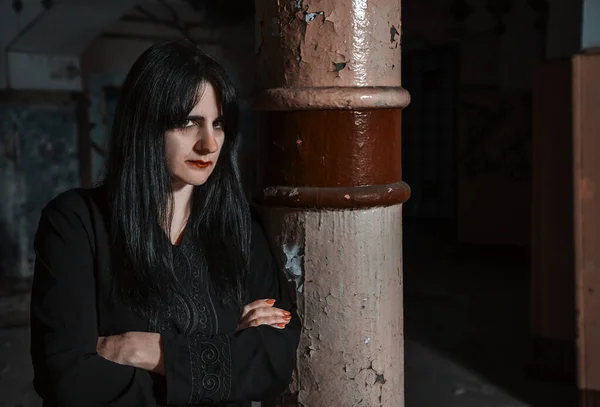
xmin=260 ymin=109 xmax=402 ymax=187
xmin=256 ymin=108 xmax=408 ymax=208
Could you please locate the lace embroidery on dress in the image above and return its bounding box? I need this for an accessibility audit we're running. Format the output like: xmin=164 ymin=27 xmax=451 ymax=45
xmin=182 ymin=241 xmax=233 ymax=403
xmin=148 ymin=239 xmax=233 ymax=404
xmin=188 ymin=334 xmax=233 ymax=404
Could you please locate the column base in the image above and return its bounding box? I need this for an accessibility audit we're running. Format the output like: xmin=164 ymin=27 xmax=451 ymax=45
xmin=257 ymin=204 xmax=405 ymax=407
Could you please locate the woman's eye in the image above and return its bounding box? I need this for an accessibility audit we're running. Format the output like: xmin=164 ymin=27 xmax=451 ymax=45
xmin=213 ymin=120 xmax=223 ymax=130
xmin=183 ymin=120 xmax=195 ymax=128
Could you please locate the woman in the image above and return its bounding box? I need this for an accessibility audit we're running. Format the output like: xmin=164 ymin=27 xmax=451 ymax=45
xmin=30 ymin=40 xmax=300 ymax=407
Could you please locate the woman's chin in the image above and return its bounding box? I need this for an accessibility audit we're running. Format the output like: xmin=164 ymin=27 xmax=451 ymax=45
xmin=171 ymin=174 xmax=211 ymax=188
xmin=185 ymin=177 xmax=210 ymax=186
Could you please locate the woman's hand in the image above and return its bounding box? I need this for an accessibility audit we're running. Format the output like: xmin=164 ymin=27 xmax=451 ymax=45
xmin=97 ymin=332 xmax=165 ymax=375
xmin=236 ymin=298 xmax=292 ymax=331
xmin=96 ymin=334 xmax=131 ymax=366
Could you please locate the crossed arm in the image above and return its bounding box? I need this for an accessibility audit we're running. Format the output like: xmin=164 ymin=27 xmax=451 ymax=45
xmin=95 ymin=298 xmax=294 ymax=375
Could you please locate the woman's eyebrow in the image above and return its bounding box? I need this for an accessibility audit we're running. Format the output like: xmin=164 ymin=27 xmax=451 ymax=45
xmin=186 ymin=115 xmax=224 ymax=122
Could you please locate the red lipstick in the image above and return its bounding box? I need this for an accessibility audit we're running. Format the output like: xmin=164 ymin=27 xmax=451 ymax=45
xmin=186 ymin=160 xmax=212 ymax=169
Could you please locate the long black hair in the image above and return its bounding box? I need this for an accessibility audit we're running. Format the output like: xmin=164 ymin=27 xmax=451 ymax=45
xmin=103 ymin=40 xmax=251 ymax=318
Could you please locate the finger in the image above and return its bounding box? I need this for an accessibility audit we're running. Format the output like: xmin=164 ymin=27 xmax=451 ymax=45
xmin=240 ymin=309 xmax=292 ymax=326
xmin=239 ymin=313 xmax=290 ymax=329
xmin=242 ymin=305 xmax=288 ymax=321
xmin=271 ymin=322 xmax=289 ymax=329
xmin=246 ymin=314 xmax=292 ymax=328
xmin=244 ymin=307 xmax=290 ymax=323
xmin=241 ymin=299 xmax=276 ymax=318
xmin=237 ymin=306 xmax=291 ymax=331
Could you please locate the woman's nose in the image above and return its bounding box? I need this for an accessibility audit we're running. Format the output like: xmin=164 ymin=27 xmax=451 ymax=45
xmin=194 ymin=128 xmax=219 ymax=154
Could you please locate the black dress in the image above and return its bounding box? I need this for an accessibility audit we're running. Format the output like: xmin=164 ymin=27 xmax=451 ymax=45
xmin=30 ymin=187 xmax=301 ymax=407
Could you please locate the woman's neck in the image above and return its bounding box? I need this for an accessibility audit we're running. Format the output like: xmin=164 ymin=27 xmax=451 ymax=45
xmin=169 ymin=182 xmax=194 ymax=245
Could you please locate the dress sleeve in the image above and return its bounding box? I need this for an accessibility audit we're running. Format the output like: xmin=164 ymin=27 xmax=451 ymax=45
xmin=30 ymin=191 xmax=157 ymax=407
xmin=161 ymin=220 xmax=301 ymax=405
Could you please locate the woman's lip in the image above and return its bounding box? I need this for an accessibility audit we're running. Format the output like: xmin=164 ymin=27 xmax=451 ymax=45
xmin=186 ymin=160 xmax=212 ymax=168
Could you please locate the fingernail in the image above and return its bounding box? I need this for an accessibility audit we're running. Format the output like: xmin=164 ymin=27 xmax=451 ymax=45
xmin=276 ymin=323 xmax=286 ymax=328
xmin=283 ymin=315 xmax=292 ymax=321
xmin=283 ymin=311 xmax=291 ymax=316
xmin=266 ymin=299 xmax=276 ymax=305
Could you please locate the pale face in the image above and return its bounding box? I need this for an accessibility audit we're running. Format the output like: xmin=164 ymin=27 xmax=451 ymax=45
xmin=165 ymin=82 xmax=225 ymax=187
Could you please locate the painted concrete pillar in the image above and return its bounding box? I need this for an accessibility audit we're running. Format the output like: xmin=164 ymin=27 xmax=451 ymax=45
xmin=253 ymin=1 xmax=410 ymax=405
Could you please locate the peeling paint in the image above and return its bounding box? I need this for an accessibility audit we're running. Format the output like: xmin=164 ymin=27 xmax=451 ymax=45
xmin=305 ymin=11 xmax=325 ymax=23
xmin=390 ymin=25 xmax=399 ymax=43
xmin=282 ymin=243 xmax=305 ymax=292
xmin=256 ymin=0 xmax=402 ymax=89
xmin=334 ymin=61 xmax=347 ymax=71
